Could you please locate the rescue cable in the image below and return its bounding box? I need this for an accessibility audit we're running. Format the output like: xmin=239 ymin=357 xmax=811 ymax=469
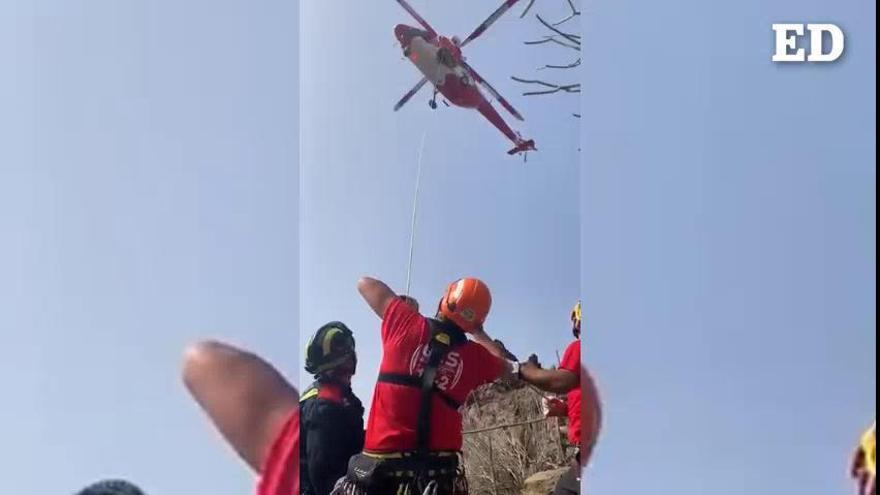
xmin=405 ymin=130 xmax=428 ymax=297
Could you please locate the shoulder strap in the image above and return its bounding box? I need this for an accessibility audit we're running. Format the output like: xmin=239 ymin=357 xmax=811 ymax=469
xmin=376 ymin=319 xmax=466 ymax=455
xmin=416 ymin=319 xmax=465 ymax=455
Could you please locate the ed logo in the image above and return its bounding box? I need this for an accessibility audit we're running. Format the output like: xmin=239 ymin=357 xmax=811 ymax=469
xmin=772 ymin=24 xmax=845 ymax=63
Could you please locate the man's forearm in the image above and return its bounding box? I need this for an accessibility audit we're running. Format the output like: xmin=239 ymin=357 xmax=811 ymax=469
xmin=521 ymin=367 xmax=576 ymax=394
xmin=470 ymin=329 xmax=507 ymax=361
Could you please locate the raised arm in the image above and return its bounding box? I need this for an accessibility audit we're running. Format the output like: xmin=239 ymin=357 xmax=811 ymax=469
xmin=357 ymin=276 xmax=398 ymax=319
xmin=470 ymin=327 xmax=513 ymax=361
xmin=181 ymin=340 xmax=298 ymax=472
xmin=519 ymin=362 xmax=579 ymax=395
xmin=469 ymin=327 xmax=519 ymax=382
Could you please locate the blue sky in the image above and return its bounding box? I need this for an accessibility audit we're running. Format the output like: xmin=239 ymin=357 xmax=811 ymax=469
xmin=299 ymin=0 xmax=582 ymax=413
xmin=0 ymin=2 xmax=297 ymax=494
xmin=582 ymin=0 xmax=876 ymax=493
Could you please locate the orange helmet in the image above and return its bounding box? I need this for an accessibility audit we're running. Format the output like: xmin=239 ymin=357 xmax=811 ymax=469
xmin=438 ymin=278 xmax=491 ymax=333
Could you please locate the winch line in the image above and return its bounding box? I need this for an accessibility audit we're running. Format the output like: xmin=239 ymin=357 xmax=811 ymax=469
xmin=405 ymin=130 xmax=428 ymax=298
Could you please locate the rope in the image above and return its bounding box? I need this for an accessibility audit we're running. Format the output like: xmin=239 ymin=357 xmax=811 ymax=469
xmin=405 ymin=130 xmax=428 ymax=297
xmin=462 ymin=417 xmax=550 ymax=435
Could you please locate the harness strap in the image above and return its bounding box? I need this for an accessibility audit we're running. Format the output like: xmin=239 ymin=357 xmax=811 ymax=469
xmin=377 ymin=373 xmax=462 ymax=411
xmin=363 ymin=451 xmax=458 ymax=459
xmin=416 ymin=342 xmax=443 ymax=456
xmin=375 ymin=318 xmax=466 ymax=457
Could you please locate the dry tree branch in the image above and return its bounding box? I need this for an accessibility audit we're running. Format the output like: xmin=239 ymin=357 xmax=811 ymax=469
xmin=521 ymin=0 xmax=539 ymax=18
xmin=514 ymin=0 xmax=581 ymax=121
xmin=511 ymin=77 xmax=581 ymax=96
xmin=523 ymin=0 xmax=581 ymax=24
xmin=554 ymin=0 xmax=581 ymax=25
xmin=553 ymin=12 xmax=581 ymax=26
xmin=523 ymin=86 xmax=581 ymax=96
xmin=537 ymin=15 xmax=581 ymax=45
xmin=537 ymin=58 xmax=581 ymax=70
xmin=524 ymin=36 xmax=581 ymax=51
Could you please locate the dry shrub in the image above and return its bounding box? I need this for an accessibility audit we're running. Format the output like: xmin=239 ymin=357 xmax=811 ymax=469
xmin=461 ymin=380 xmax=576 ymax=494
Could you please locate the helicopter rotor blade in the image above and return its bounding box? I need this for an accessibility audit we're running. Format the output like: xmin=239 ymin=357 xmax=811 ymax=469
xmin=394 ymin=77 xmax=430 ymax=112
xmin=395 ymin=0 xmax=438 ymax=38
xmin=459 ymin=0 xmax=523 ymax=48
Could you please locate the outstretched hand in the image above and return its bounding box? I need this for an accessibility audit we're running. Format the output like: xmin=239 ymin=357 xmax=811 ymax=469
xmin=519 ymin=358 xmax=540 ymax=375
xmin=543 ymin=397 xmax=567 ymax=418
xmin=526 ymin=353 xmax=542 ymax=368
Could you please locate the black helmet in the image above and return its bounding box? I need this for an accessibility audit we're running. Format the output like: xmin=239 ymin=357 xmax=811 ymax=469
xmin=76 ymin=480 xmax=146 ymax=495
xmin=305 ymin=322 xmax=356 ymax=375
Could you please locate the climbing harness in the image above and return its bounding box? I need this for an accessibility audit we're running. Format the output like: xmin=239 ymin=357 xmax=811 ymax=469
xmin=333 ymin=319 xmax=470 ymax=494
xmin=377 ymin=318 xmax=468 ymax=454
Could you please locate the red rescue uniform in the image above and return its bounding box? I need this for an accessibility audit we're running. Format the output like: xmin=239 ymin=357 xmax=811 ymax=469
xmin=364 ymin=298 xmax=505 ymax=453
xmin=256 ymin=409 xmax=300 ymax=495
xmin=559 ymin=340 xmax=581 ymax=446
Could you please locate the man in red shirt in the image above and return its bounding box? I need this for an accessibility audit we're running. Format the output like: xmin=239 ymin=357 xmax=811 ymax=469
xmin=519 ymin=301 xmax=602 ymax=495
xmin=182 ymin=340 xmax=300 ymax=495
xmin=332 ymin=276 xmax=513 ymax=494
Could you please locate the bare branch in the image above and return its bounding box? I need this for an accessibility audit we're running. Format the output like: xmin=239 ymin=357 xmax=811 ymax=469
xmin=537 ymin=14 xmax=581 ymax=45
xmin=524 ymin=0 xmax=581 ymax=23
xmin=511 ymin=77 xmax=581 ymax=96
xmin=515 ymin=0 xmax=582 ymax=130
xmin=537 ymin=58 xmax=581 ymax=70
xmin=510 ymin=77 xmax=565 ymax=89
xmin=553 ymin=11 xmax=581 ymax=26
xmin=520 ymin=0 xmax=538 ymax=18
xmin=523 ymin=87 xmax=580 ymax=96
xmin=524 ymin=36 xmax=581 ymax=51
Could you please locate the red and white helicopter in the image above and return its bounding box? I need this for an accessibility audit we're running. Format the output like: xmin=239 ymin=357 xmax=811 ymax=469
xmin=393 ymin=0 xmax=537 ymax=156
